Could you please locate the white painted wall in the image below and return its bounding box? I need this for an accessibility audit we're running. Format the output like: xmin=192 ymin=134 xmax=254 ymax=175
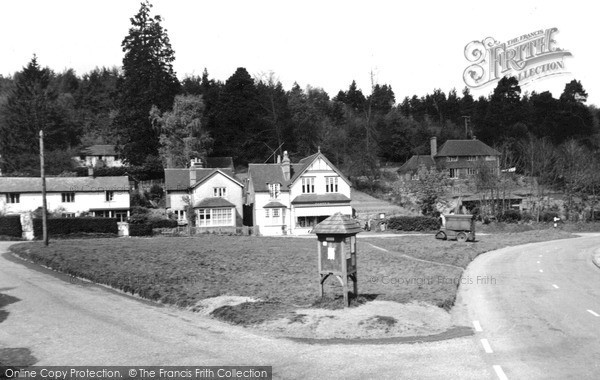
xmin=190 ymin=173 xmax=243 ymax=223
xmin=289 ymin=157 xmax=351 ymax=200
xmin=0 ymin=191 xmax=129 ymax=215
xmin=253 ymin=191 xmax=291 ymax=235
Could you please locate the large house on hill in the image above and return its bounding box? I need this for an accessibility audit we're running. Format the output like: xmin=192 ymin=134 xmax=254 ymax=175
xmin=398 ymin=137 xmax=501 ymax=180
xmin=74 ymin=145 xmax=125 ymax=168
xmin=165 ymin=158 xmax=243 ymax=229
xmin=0 ymin=176 xmax=131 ymax=220
xmin=246 ymin=150 xmax=353 ymax=236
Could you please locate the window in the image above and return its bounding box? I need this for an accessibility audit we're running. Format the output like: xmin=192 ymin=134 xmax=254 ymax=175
xmin=6 ymin=193 xmax=20 ymax=204
xmin=447 ymin=156 xmax=458 ymax=162
xmin=62 ymin=213 xmax=75 ymax=218
xmin=265 ymin=208 xmax=270 ymax=218
xmin=325 ymin=177 xmax=338 ymax=193
xmin=105 ymin=191 xmax=114 ymax=202
xmin=467 ymin=168 xmax=478 ymax=176
xmin=213 ymin=187 xmax=227 ymax=197
xmin=485 ymin=156 xmax=496 ymax=161
xmin=296 ymin=215 xmax=328 ymax=228
xmin=272 ymin=208 xmax=280 ymax=218
xmin=173 ymin=210 xmax=186 ymax=221
xmin=302 ymin=177 xmax=315 ymax=193
xmin=115 ymin=211 xmax=128 ymax=222
xmin=467 ymin=156 xmax=478 ymax=161
xmin=197 ymin=208 xmax=232 ymax=227
xmin=268 ymin=183 xmax=280 ymax=199
xmin=449 ymin=168 xmax=459 ymax=178
xmin=61 ymin=192 xmax=75 ymax=203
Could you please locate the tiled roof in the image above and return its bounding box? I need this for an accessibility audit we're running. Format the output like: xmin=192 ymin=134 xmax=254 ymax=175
xmin=291 ymin=194 xmax=351 ymax=204
xmin=164 ymin=168 xmax=237 ymax=191
xmin=312 ymin=212 xmax=362 ymax=235
xmin=0 ymin=176 xmax=130 ymax=193
xmin=193 ymin=197 xmax=236 ymax=209
xmin=81 ymin=145 xmax=117 ymax=156
xmin=263 ymin=201 xmax=287 ymax=208
xmin=436 ymin=140 xmax=500 ymax=157
xmin=397 ymin=155 xmax=435 ymax=173
xmin=247 ymin=164 xmax=291 ymax=192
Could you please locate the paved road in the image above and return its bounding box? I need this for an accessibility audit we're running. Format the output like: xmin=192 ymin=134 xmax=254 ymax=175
xmin=456 ymin=235 xmax=600 ymax=379
xmin=0 ymin=242 xmax=490 ymax=379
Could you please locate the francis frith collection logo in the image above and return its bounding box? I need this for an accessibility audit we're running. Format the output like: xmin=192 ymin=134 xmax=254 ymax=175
xmin=463 ymin=27 xmax=572 ymax=88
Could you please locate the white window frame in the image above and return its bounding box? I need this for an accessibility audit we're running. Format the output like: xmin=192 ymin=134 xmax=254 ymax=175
xmin=61 ymin=192 xmax=75 ymax=203
xmin=325 ymin=177 xmax=338 ymax=193
xmin=213 ymin=187 xmax=227 ymax=197
xmin=449 ymin=168 xmax=459 ymax=179
xmin=197 ymin=208 xmax=232 ymax=227
xmin=302 ymin=177 xmax=315 ymax=194
xmin=265 ymin=208 xmax=270 ymax=218
xmin=268 ymin=183 xmax=280 ymax=199
xmin=446 ymin=156 xmax=458 ymax=162
xmin=467 ymin=156 xmax=477 ymax=161
xmin=6 ymin=193 xmax=20 ymax=204
xmin=467 ymin=168 xmax=478 ymax=176
xmin=105 ymin=191 xmax=114 ymax=202
xmin=485 ymin=156 xmax=496 ymax=161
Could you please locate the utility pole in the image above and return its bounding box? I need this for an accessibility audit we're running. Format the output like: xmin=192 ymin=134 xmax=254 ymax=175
xmin=39 ymin=130 xmax=48 ymax=246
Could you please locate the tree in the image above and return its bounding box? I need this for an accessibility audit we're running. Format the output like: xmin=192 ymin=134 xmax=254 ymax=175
xmin=113 ymin=0 xmax=180 ymax=165
xmin=0 ymin=56 xmax=79 ymax=174
xmin=405 ymin=166 xmax=450 ymax=216
xmin=150 ymin=95 xmax=213 ymax=168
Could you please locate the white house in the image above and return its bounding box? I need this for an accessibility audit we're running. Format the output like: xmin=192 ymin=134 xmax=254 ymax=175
xmin=74 ymin=145 xmax=125 ymax=168
xmin=0 ymin=176 xmax=131 ymax=221
xmin=246 ymin=150 xmax=352 ymax=236
xmin=165 ymin=159 xmax=243 ymax=229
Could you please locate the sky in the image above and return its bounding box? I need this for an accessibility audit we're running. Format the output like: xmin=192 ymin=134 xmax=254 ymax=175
xmin=1 ymin=0 xmax=598 ymax=106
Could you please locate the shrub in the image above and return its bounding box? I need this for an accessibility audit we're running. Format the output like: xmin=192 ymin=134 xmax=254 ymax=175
xmin=148 ymin=218 xmax=178 ymax=229
xmin=33 ymin=217 xmax=118 ymax=238
xmin=128 ymin=206 xmax=151 ymax=224
xmin=540 ymin=211 xmax=560 ymax=223
xmin=129 ymin=223 xmax=153 ymax=236
xmin=0 ymin=215 xmax=22 ymax=237
xmin=386 ymin=216 xmax=440 ymax=231
xmin=497 ymin=209 xmax=521 ymax=223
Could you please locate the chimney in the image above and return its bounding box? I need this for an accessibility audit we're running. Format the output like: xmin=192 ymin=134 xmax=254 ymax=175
xmin=277 ymin=155 xmax=281 ymax=164
xmin=189 ymin=160 xmax=197 ymax=187
xmin=88 ymin=166 xmax=94 ymax=177
xmin=190 ymin=158 xmax=204 ymax=168
xmin=282 ymin=151 xmax=291 ymax=180
xmin=430 ymin=137 xmax=437 ymax=158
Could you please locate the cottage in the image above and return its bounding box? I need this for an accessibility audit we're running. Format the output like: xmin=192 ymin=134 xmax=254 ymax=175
xmin=74 ymin=145 xmax=125 ymax=168
xmin=165 ymin=158 xmax=243 ymax=229
xmin=0 ymin=176 xmax=131 ymax=220
xmin=246 ymin=150 xmax=352 ymax=236
xmin=399 ymin=137 xmax=501 ymax=180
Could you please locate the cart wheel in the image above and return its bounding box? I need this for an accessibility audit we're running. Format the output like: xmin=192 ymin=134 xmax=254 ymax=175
xmin=456 ymin=232 xmax=468 ymax=243
xmin=435 ymin=231 xmax=447 ymax=240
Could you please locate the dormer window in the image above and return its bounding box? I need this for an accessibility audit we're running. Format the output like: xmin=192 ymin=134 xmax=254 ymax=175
xmin=268 ymin=183 xmax=280 ymax=199
xmin=447 ymin=156 xmax=458 ymax=162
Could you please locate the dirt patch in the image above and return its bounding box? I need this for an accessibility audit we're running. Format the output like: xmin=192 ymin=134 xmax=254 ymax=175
xmin=253 ymin=300 xmax=453 ymax=339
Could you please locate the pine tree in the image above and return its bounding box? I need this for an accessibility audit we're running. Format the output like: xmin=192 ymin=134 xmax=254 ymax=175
xmin=113 ymin=0 xmax=180 ymax=165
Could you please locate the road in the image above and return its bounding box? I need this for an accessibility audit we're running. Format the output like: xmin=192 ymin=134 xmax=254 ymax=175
xmin=0 ymin=242 xmax=489 ymax=379
xmin=456 ymin=234 xmax=600 ymax=379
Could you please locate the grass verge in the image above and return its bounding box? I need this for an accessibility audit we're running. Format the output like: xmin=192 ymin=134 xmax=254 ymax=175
xmin=10 ymin=229 xmax=574 ymax=326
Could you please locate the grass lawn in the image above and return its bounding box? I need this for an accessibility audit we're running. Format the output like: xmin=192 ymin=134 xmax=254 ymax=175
xmin=10 ymin=229 xmax=574 ymax=325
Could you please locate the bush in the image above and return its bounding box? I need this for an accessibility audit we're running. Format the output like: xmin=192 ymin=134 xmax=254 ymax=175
xmin=0 ymin=215 xmax=22 ymax=237
xmin=496 ymin=209 xmax=522 ymax=223
xmin=386 ymin=216 xmax=440 ymax=231
xmin=129 ymin=223 xmax=153 ymax=236
xmin=149 ymin=218 xmax=178 ymax=229
xmin=33 ymin=217 xmax=118 ymax=238
xmin=540 ymin=211 xmax=560 ymax=223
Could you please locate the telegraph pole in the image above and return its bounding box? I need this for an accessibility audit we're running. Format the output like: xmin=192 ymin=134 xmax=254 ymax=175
xmin=39 ymin=130 xmax=48 ymax=246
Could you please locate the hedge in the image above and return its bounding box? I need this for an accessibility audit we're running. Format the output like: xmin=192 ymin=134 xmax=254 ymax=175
xmin=0 ymin=215 xmax=22 ymax=237
xmin=386 ymin=216 xmax=440 ymax=231
xmin=129 ymin=223 xmax=153 ymax=236
xmin=149 ymin=219 xmax=178 ymax=228
xmin=33 ymin=217 xmax=118 ymax=237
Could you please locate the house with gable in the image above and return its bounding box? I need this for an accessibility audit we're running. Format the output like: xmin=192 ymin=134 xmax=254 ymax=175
xmin=165 ymin=158 xmax=243 ymax=229
xmin=74 ymin=145 xmax=125 ymax=168
xmin=246 ymin=150 xmax=352 ymax=236
xmin=0 ymin=175 xmax=131 ymax=220
xmin=398 ymin=137 xmax=501 ymax=180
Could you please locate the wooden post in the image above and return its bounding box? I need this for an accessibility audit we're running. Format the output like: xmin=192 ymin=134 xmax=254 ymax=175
xmin=39 ymin=130 xmax=48 ymax=246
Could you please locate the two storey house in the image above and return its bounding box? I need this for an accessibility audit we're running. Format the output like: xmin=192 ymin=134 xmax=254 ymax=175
xmin=246 ymin=150 xmax=352 ymax=235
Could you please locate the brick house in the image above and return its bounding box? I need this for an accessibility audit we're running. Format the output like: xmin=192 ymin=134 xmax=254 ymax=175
xmin=398 ymin=137 xmax=501 ymax=180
